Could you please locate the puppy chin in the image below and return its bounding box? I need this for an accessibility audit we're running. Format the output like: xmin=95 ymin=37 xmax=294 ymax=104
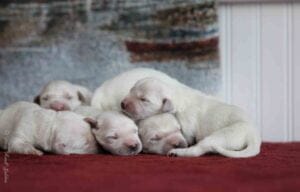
xmin=122 ymin=109 xmax=139 ymax=120
xmin=114 ymin=147 xmax=142 ymax=156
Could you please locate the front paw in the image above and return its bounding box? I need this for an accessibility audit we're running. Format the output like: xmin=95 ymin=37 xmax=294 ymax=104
xmin=167 ymin=149 xmax=184 ymax=157
xmin=32 ymin=149 xmax=44 ymax=156
xmin=23 ymin=148 xmax=44 ymax=156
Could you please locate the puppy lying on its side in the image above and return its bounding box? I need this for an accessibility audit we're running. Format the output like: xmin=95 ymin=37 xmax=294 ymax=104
xmin=84 ymin=111 xmax=142 ymax=156
xmin=0 ymin=102 xmax=98 ymax=155
xmin=122 ymin=77 xmax=261 ymax=158
xmin=138 ymin=113 xmax=187 ymax=155
xmin=34 ymin=80 xmax=92 ymax=111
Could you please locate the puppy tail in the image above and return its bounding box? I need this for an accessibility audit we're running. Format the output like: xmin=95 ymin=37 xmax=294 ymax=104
xmin=213 ymin=132 xmax=261 ymax=158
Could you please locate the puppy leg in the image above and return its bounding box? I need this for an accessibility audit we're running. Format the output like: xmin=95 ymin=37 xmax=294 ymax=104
xmin=168 ymin=138 xmax=214 ymax=157
xmin=168 ymin=122 xmax=248 ymax=157
xmin=8 ymin=138 xmax=43 ymax=156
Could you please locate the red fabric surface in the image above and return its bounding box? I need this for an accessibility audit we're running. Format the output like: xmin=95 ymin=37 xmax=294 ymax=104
xmin=1 ymin=143 xmax=300 ymax=192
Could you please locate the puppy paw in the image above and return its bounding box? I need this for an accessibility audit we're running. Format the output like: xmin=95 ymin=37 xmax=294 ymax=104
xmin=25 ymin=148 xmax=44 ymax=156
xmin=32 ymin=150 xmax=44 ymax=156
xmin=168 ymin=148 xmax=200 ymax=157
xmin=167 ymin=149 xmax=184 ymax=157
xmin=167 ymin=152 xmax=178 ymax=157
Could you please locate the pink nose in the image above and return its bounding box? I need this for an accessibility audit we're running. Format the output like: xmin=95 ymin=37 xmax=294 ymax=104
xmin=124 ymin=140 xmax=139 ymax=151
xmin=121 ymin=99 xmax=135 ymax=114
xmin=50 ymin=102 xmax=66 ymax=111
xmin=121 ymin=99 xmax=128 ymax=110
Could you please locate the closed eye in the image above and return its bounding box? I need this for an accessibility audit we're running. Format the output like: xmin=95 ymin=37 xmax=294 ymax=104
xmin=106 ymin=135 xmax=118 ymax=140
xmin=140 ymin=97 xmax=149 ymax=102
xmin=65 ymin=95 xmax=73 ymax=100
xmin=150 ymin=137 xmax=161 ymax=142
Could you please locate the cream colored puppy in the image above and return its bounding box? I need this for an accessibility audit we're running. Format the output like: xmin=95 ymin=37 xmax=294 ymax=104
xmin=34 ymin=80 xmax=92 ymax=111
xmin=122 ymin=78 xmax=261 ymax=158
xmin=85 ymin=111 xmax=142 ymax=156
xmin=0 ymin=102 xmax=98 ymax=155
xmin=73 ymin=106 xmax=103 ymax=119
xmin=138 ymin=113 xmax=188 ymax=155
xmin=92 ymin=68 xmax=176 ymax=111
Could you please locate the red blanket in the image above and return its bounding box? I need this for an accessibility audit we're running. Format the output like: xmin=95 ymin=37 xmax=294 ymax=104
xmin=1 ymin=143 xmax=299 ymax=192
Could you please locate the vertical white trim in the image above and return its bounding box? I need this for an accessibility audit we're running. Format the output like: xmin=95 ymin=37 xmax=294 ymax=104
xmin=283 ymin=4 xmax=288 ymax=141
xmin=220 ymin=5 xmax=232 ymax=104
xmin=220 ymin=6 xmax=227 ymax=102
xmin=286 ymin=2 xmax=294 ymax=141
xmin=255 ymin=4 xmax=262 ymax=135
xmin=226 ymin=5 xmax=233 ymax=104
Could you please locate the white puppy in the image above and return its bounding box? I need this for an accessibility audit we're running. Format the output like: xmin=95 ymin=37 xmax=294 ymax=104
xmin=138 ymin=113 xmax=187 ymax=155
xmin=122 ymin=77 xmax=261 ymax=158
xmin=0 ymin=102 xmax=98 ymax=155
xmin=73 ymin=106 xmax=103 ymax=119
xmin=85 ymin=111 xmax=142 ymax=156
xmin=34 ymin=80 xmax=92 ymax=111
xmin=91 ymin=68 xmax=176 ymax=111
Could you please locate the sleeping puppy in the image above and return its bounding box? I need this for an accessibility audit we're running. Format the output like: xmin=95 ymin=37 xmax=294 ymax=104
xmin=91 ymin=68 xmax=176 ymax=111
xmin=34 ymin=80 xmax=92 ymax=111
xmin=122 ymin=77 xmax=261 ymax=158
xmin=138 ymin=113 xmax=187 ymax=155
xmin=73 ymin=106 xmax=103 ymax=119
xmin=0 ymin=102 xmax=98 ymax=155
xmin=85 ymin=111 xmax=142 ymax=156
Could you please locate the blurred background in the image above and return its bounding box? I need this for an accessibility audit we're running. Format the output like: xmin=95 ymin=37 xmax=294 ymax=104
xmin=0 ymin=0 xmax=220 ymax=108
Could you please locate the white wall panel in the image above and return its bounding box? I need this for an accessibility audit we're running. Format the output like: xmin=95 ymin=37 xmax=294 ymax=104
xmin=230 ymin=4 xmax=258 ymax=126
xmin=260 ymin=4 xmax=287 ymax=141
xmin=219 ymin=2 xmax=299 ymax=141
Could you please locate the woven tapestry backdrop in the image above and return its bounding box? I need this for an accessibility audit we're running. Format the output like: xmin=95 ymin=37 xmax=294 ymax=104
xmin=0 ymin=0 xmax=220 ymax=108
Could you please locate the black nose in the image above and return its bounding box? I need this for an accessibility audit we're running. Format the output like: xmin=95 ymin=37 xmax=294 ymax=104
xmin=121 ymin=102 xmax=126 ymax=110
xmin=128 ymin=143 xmax=138 ymax=151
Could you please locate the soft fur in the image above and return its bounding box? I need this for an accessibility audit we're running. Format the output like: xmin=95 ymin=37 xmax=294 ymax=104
xmin=122 ymin=76 xmax=261 ymax=158
xmin=34 ymin=80 xmax=92 ymax=111
xmin=86 ymin=111 xmax=142 ymax=156
xmin=73 ymin=106 xmax=103 ymax=119
xmin=0 ymin=102 xmax=98 ymax=155
xmin=138 ymin=113 xmax=187 ymax=155
xmin=91 ymin=68 xmax=177 ymax=111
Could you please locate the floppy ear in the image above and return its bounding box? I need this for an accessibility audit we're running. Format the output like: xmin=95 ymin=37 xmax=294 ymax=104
xmin=33 ymin=95 xmax=40 ymax=105
xmin=77 ymin=91 xmax=86 ymax=103
xmin=162 ymin=98 xmax=174 ymax=113
xmin=84 ymin=117 xmax=98 ymax=130
xmin=75 ymin=85 xmax=92 ymax=105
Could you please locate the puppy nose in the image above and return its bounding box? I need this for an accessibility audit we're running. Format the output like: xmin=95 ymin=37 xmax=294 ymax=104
xmin=121 ymin=101 xmax=126 ymax=110
xmin=127 ymin=143 xmax=138 ymax=151
xmin=50 ymin=102 xmax=65 ymax=111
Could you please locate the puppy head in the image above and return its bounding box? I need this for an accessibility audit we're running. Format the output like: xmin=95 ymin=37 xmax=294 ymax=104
xmin=90 ymin=111 xmax=142 ymax=156
xmin=34 ymin=81 xmax=92 ymax=111
xmin=121 ymin=78 xmax=175 ymax=120
xmin=138 ymin=113 xmax=187 ymax=155
xmin=52 ymin=112 xmax=98 ymax=154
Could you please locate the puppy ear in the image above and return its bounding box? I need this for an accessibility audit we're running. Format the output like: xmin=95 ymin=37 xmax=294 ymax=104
xmin=162 ymin=98 xmax=174 ymax=113
xmin=84 ymin=117 xmax=98 ymax=130
xmin=78 ymin=91 xmax=86 ymax=103
xmin=33 ymin=95 xmax=40 ymax=105
xmin=75 ymin=85 xmax=92 ymax=105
